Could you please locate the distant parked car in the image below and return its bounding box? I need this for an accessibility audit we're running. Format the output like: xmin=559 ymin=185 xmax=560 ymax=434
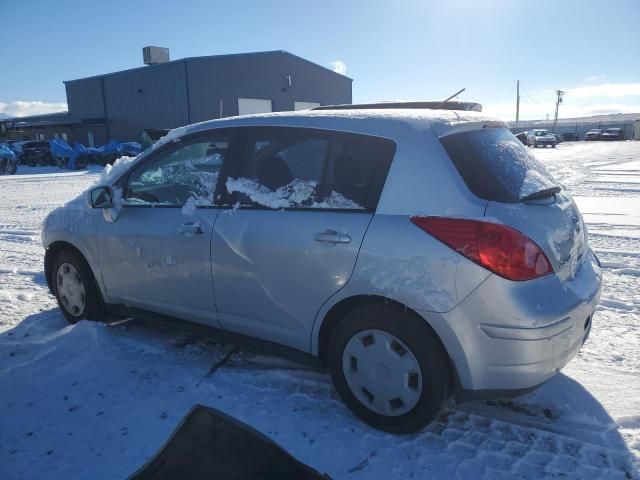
xmin=21 ymin=141 xmax=54 ymax=166
xmin=600 ymin=128 xmax=624 ymax=141
xmin=585 ymin=129 xmax=603 ymax=141
xmin=515 ymin=131 xmax=528 ymax=145
xmin=0 ymin=144 xmax=18 ymax=174
xmin=561 ymin=132 xmax=579 ymax=141
xmin=526 ymin=129 xmax=557 ymax=147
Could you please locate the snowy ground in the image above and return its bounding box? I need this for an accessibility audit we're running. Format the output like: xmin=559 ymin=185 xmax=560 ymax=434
xmin=1 ymin=143 xmax=639 ymax=479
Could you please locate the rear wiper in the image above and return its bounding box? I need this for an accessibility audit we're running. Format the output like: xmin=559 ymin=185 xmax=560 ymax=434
xmin=520 ymin=186 xmax=561 ymax=202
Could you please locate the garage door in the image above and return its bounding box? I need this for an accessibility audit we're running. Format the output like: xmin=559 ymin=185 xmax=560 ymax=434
xmin=294 ymin=101 xmax=321 ymax=110
xmin=238 ymin=98 xmax=273 ymax=116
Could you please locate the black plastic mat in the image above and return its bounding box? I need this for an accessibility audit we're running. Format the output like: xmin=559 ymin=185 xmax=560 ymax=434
xmin=129 ymin=405 xmax=329 ymax=480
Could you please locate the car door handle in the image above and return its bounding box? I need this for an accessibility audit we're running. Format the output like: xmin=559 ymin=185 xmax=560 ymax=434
xmin=180 ymin=222 xmax=203 ymax=235
xmin=313 ymin=230 xmax=351 ymax=244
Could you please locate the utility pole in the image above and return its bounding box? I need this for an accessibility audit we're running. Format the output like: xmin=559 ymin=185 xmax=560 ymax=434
xmin=553 ymin=89 xmax=565 ymax=133
xmin=515 ymin=80 xmax=520 ymax=128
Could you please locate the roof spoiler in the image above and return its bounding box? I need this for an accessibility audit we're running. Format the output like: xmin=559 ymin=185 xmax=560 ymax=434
xmin=313 ymin=100 xmax=482 ymax=112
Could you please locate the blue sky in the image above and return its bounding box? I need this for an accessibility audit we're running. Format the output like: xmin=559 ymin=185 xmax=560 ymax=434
xmin=1 ymin=0 xmax=639 ymax=120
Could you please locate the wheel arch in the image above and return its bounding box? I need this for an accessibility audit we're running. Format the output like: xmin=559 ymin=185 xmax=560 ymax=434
xmin=45 ymin=241 xmax=100 ymax=296
xmin=316 ymin=294 xmax=452 ymax=369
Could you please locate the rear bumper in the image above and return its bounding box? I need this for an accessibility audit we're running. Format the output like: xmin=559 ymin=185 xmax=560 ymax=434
xmin=419 ymin=250 xmax=601 ymax=396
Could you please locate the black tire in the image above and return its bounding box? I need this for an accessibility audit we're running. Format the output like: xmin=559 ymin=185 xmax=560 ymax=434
xmin=328 ymin=302 xmax=451 ymax=433
xmin=552 ymin=144 xmax=556 ymax=148
xmin=6 ymin=162 xmax=17 ymax=175
xmin=52 ymin=249 xmax=106 ymax=323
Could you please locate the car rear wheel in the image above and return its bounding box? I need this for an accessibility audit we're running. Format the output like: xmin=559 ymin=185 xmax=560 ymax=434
xmin=328 ymin=302 xmax=451 ymax=433
xmin=52 ymin=249 xmax=106 ymax=323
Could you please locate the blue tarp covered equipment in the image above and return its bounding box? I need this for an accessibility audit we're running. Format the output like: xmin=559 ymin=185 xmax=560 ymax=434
xmin=69 ymin=142 xmax=89 ymax=170
xmin=49 ymin=139 xmax=88 ymax=170
xmin=88 ymin=140 xmax=124 ymax=165
xmin=0 ymin=145 xmax=16 ymax=160
xmin=50 ymin=138 xmax=73 ymax=159
xmin=121 ymin=142 xmax=142 ymax=156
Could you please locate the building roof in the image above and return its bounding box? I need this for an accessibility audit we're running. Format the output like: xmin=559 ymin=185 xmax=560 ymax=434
xmin=1 ymin=111 xmax=72 ymax=127
xmin=64 ymin=50 xmax=353 ymax=85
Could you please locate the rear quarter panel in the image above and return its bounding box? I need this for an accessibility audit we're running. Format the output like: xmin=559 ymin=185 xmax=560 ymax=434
xmin=311 ymin=127 xmax=491 ymax=354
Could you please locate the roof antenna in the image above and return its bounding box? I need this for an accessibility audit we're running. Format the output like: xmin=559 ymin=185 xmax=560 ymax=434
xmin=435 ymin=88 xmax=466 ymax=110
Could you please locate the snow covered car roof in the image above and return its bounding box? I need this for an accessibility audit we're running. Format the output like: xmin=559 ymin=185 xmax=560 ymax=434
xmin=173 ymin=108 xmax=507 ymax=142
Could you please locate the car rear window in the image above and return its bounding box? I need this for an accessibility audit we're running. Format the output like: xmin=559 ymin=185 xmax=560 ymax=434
xmin=440 ymin=128 xmax=557 ymax=203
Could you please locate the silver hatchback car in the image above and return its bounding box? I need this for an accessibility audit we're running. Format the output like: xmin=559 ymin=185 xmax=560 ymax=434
xmin=42 ymin=103 xmax=601 ymax=432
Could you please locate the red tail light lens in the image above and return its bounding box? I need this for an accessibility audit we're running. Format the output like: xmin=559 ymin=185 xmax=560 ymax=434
xmin=410 ymin=216 xmax=553 ymax=281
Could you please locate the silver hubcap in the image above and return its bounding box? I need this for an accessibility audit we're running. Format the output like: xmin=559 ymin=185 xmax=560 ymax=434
xmin=342 ymin=329 xmax=422 ymax=416
xmin=56 ymin=263 xmax=86 ymax=317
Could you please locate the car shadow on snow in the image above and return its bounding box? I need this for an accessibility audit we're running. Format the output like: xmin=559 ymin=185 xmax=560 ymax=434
xmin=1 ymin=308 xmax=638 ymax=478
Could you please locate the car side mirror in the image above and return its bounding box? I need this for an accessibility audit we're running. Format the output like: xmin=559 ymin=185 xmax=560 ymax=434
xmin=89 ymin=186 xmax=113 ymax=209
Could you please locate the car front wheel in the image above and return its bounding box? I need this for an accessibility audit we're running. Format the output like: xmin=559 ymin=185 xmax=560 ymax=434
xmin=52 ymin=249 xmax=106 ymax=323
xmin=328 ymin=302 xmax=451 ymax=433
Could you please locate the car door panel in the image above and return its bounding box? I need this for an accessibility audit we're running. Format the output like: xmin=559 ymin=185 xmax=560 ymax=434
xmin=212 ymin=209 xmax=373 ymax=351
xmin=95 ymin=133 xmax=233 ymax=327
xmin=98 ymin=207 xmax=220 ymax=326
xmin=210 ymin=127 xmax=395 ymax=352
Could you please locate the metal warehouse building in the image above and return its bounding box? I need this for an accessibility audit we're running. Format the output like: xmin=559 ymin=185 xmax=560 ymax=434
xmin=2 ymin=49 xmax=352 ymax=145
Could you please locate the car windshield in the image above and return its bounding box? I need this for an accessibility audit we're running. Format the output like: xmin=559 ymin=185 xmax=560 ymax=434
xmin=440 ymin=127 xmax=558 ymax=203
xmin=535 ymin=130 xmax=549 ymax=136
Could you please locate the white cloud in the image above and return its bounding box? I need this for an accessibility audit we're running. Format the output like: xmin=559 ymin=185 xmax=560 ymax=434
xmin=0 ymin=100 xmax=68 ymax=118
xmin=482 ymin=101 xmax=640 ymax=122
xmin=567 ymin=83 xmax=640 ymax=99
xmin=584 ymin=74 xmax=606 ymax=83
xmin=329 ymin=60 xmax=347 ymax=75
xmin=482 ymin=81 xmax=640 ymax=121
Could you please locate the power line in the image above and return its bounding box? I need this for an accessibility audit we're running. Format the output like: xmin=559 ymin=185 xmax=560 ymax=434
xmin=502 ymin=84 xmax=516 ymax=104
xmin=520 ymin=85 xmax=539 ymax=104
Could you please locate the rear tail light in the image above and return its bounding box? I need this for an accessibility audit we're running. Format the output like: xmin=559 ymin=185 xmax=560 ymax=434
xmin=410 ymin=216 xmax=553 ymax=281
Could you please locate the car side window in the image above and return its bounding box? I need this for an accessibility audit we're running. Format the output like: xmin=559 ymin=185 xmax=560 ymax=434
xmin=225 ymin=128 xmax=395 ymax=210
xmin=125 ymin=138 xmax=228 ymax=207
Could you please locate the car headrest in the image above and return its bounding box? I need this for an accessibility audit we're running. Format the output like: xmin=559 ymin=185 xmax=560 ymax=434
xmin=257 ymin=156 xmax=294 ymax=191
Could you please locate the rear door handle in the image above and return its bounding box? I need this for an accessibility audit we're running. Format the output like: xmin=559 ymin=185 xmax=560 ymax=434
xmin=313 ymin=229 xmax=351 ymax=244
xmin=180 ymin=222 xmax=203 ymax=235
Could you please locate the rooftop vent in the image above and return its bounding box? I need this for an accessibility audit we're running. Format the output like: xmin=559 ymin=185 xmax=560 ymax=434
xmin=143 ymin=46 xmax=170 ymax=66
